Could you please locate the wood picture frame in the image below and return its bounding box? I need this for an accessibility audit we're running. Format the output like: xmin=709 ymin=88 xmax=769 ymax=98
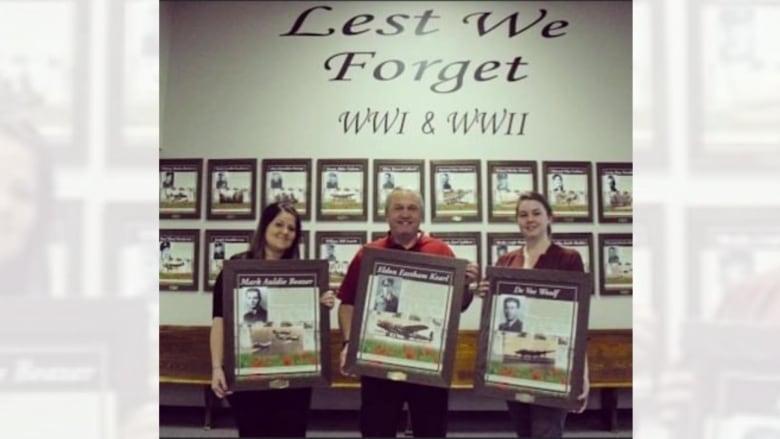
xmin=430 ymin=232 xmax=482 ymax=272
xmin=160 ymin=158 xmax=203 ymax=219
xmin=553 ymin=233 xmax=595 ymax=295
xmin=373 ymin=159 xmax=425 ymax=222
xmin=206 ymin=159 xmax=258 ymax=220
xmin=222 ymin=259 xmax=331 ymax=391
xmin=344 ymin=247 xmax=468 ymax=388
xmin=599 ymin=233 xmax=633 ymax=296
xmin=596 ymin=162 xmax=633 ymax=223
xmin=487 ymin=233 xmax=526 ymax=267
xmin=474 ymin=266 xmax=593 ymax=410
xmin=542 ymin=161 xmax=593 ymax=223
xmin=316 ymin=159 xmax=368 ymax=222
xmin=203 ymin=229 xmax=253 ymax=290
xmin=315 ymin=231 xmax=367 ymax=289
xmin=261 ymin=159 xmax=312 ymax=221
xmin=487 ymin=161 xmax=538 ymax=223
xmin=430 ymin=160 xmax=483 ymax=223
xmin=159 ymin=229 xmax=200 ymax=291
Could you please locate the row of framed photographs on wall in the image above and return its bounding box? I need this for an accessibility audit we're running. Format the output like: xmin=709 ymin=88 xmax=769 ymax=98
xmin=160 ymin=229 xmax=632 ymax=297
xmin=160 ymin=159 xmax=632 ymax=223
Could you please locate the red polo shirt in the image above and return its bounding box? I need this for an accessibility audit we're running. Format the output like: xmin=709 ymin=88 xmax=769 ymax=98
xmin=337 ymin=232 xmax=455 ymax=305
xmin=496 ymin=242 xmax=584 ymax=272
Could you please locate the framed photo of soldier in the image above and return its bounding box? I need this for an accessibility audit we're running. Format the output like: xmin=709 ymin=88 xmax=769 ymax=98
xmin=221 ymin=259 xmax=332 ymax=391
xmin=599 ymin=233 xmax=633 ymax=296
xmin=159 ymin=229 xmax=200 ymax=291
xmin=474 ymin=266 xmax=592 ymax=410
xmin=206 ymin=159 xmax=258 ymax=220
xmin=596 ymin=162 xmax=632 ymax=223
xmin=430 ymin=232 xmax=482 ymax=273
xmin=203 ymin=229 xmax=253 ymax=290
xmin=552 ymin=233 xmax=595 ymax=294
xmin=487 ymin=233 xmax=527 ymax=267
xmin=316 ymin=159 xmax=368 ymax=221
xmin=261 ymin=159 xmax=312 ymax=221
xmin=542 ymin=161 xmax=593 ymax=223
xmin=160 ymin=158 xmax=203 ymax=219
xmin=343 ymin=247 xmax=468 ymax=388
xmin=315 ymin=231 xmax=367 ymax=289
xmin=487 ymin=161 xmax=538 ymax=223
xmin=373 ymin=159 xmax=425 ymax=222
xmin=430 ymin=160 xmax=482 ymax=223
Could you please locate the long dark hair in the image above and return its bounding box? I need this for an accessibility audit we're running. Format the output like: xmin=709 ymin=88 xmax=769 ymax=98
xmin=238 ymin=202 xmax=302 ymax=260
xmin=516 ymin=191 xmax=554 ymax=236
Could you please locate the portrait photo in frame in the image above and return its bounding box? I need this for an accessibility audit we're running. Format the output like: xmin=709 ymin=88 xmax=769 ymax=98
xmin=599 ymin=233 xmax=633 ymax=296
xmin=487 ymin=161 xmax=538 ymax=223
xmin=159 ymin=229 xmax=200 ymax=292
xmin=430 ymin=160 xmax=482 ymax=223
xmin=487 ymin=233 xmax=527 ymax=267
xmin=552 ymin=233 xmax=595 ymax=294
xmin=542 ymin=161 xmax=593 ymax=223
xmin=203 ymin=229 xmax=253 ymax=290
xmin=373 ymin=159 xmax=425 ymax=222
xmin=159 ymin=158 xmax=203 ymax=219
xmin=221 ymin=259 xmax=331 ymax=391
xmin=316 ymin=159 xmax=368 ymax=221
xmin=474 ymin=266 xmax=592 ymax=410
xmin=207 ymin=159 xmax=258 ymax=220
xmin=315 ymin=231 xmax=367 ymax=289
xmin=344 ymin=247 xmax=468 ymax=388
xmin=261 ymin=159 xmax=312 ymax=221
xmin=596 ymin=162 xmax=633 ymax=223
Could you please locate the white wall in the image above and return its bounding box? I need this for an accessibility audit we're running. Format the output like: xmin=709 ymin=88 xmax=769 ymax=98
xmin=160 ymin=1 xmax=632 ymax=329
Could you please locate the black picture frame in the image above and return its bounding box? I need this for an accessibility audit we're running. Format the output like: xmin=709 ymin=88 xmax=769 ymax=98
xmin=596 ymin=163 xmax=633 ymax=224
xmin=344 ymin=247 xmax=468 ymax=388
xmin=222 ymin=259 xmax=331 ymax=391
xmin=159 ymin=229 xmax=200 ymax=292
xmin=430 ymin=160 xmax=483 ymax=223
xmin=315 ymin=231 xmax=367 ymax=289
xmin=261 ymin=159 xmax=313 ymax=221
xmin=474 ymin=266 xmax=592 ymax=410
xmin=316 ymin=159 xmax=368 ymax=222
xmin=599 ymin=233 xmax=633 ymax=296
xmin=206 ymin=159 xmax=258 ymax=220
xmin=487 ymin=161 xmax=538 ymax=223
xmin=160 ymin=158 xmax=203 ymax=219
xmin=203 ymin=229 xmax=253 ymax=290
xmin=373 ymin=159 xmax=425 ymax=222
xmin=542 ymin=161 xmax=593 ymax=223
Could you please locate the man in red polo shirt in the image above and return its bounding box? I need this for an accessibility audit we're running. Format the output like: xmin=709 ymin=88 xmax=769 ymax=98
xmin=337 ymin=187 xmax=480 ymax=437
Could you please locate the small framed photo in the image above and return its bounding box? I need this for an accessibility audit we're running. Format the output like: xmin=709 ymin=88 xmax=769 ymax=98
xmin=553 ymin=233 xmax=595 ymax=294
xmin=487 ymin=161 xmax=538 ymax=223
xmin=487 ymin=233 xmax=526 ymax=267
xmin=474 ymin=266 xmax=592 ymax=410
xmin=203 ymin=229 xmax=253 ymax=290
xmin=430 ymin=232 xmax=482 ymax=270
xmin=430 ymin=160 xmax=483 ymax=223
xmin=315 ymin=231 xmax=367 ymax=289
xmin=299 ymin=230 xmax=310 ymax=260
xmin=316 ymin=159 xmax=368 ymax=221
xmin=542 ymin=161 xmax=593 ymax=223
xmin=160 ymin=229 xmax=200 ymax=291
xmin=596 ymin=163 xmax=632 ymax=223
xmin=599 ymin=234 xmax=633 ymax=296
xmin=261 ymin=159 xmax=312 ymax=221
xmin=373 ymin=159 xmax=425 ymax=222
xmin=344 ymin=247 xmax=468 ymax=388
xmin=160 ymin=158 xmax=203 ymax=219
xmin=207 ymin=159 xmax=258 ymax=220
xmin=222 ymin=259 xmax=331 ymax=391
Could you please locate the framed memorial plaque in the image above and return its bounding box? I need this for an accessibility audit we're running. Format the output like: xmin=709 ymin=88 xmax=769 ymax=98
xmin=596 ymin=162 xmax=632 ymax=223
xmin=430 ymin=160 xmax=482 ymax=223
xmin=430 ymin=232 xmax=482 ymax=271
xmin=487 ymin=161 xmax=538 ymax=223
xmin=344 ymin=247 xmax=467 ymax=388
xmin=373 ymin=159 xmax=425 ymax=222
xmin=203 ymin=229 xmax=253 ymax=290
xmin=160 ymin=158 xmax=203 ymax=219
xmin=315 ymin=231 xmax=367 ymax=289
xmin=487 ymin=233 xmax=526 ymax=267
xmin=207 ymin=159 xmax=258 ymax=220
xmin=159 ymin=229 xmax=200 ymax=291
xmin=222 ymin=259 xmax=331 ymax=391
xmin=599 ymin=233 xmax=633 ymax=296
xmin=474 ymin=267 xmax=592 ymax=410
xmin=542 ymin=161 xmax=593 ymax=223
xmin=261 ymin=159 xmax=312 ymax=221
xmin=553 ymin=233 xmax=595 ymax=294
xmin=316 ymin=159 xmax=368 ymax=221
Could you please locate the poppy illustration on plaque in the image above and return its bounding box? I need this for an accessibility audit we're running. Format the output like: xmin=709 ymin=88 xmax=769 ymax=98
xmin=207 ymin=159 xmax=257 ymax=220
xmin=487 ymin=161 xmax=538 ymax=223
xmin=542 ymin=161 xmax=593 ymax=223
xmin=317 ymin=159 xmax=368 ymax=221
xmin=430 ymin=160 xmax=482 ymax=222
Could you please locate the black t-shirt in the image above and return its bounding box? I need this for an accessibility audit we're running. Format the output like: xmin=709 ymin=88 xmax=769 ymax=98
xmin=212 ymin=251 xmax=252 ymax=318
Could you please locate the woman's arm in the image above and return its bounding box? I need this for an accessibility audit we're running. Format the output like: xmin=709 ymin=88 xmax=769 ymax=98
xmin=209 ymin=317 xmax=231 ymax=398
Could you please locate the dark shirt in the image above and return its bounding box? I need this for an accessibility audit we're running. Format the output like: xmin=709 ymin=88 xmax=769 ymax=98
xmin=496 ymin=242 xmax=584 ymax=272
